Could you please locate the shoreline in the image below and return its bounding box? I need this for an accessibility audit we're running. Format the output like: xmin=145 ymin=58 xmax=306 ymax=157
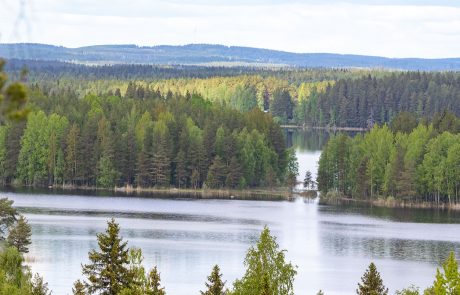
xmin=1 ymin=184 xmax=292 ymax=201
xmin=280 ymin=125 xmax=368 ymax=132
xmin=320 ymin=196 xmax=460 ymax=211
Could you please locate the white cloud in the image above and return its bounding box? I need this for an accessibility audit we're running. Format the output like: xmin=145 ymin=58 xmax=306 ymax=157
xmin=1 ymin=0 xmax=460 ymax=58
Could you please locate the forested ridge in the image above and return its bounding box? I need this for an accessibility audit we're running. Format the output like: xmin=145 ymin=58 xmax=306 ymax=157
xmin=317 ymin=113 xmax=460 ymax=205
xmin=3 ymin=43 xmax=460 ymax=70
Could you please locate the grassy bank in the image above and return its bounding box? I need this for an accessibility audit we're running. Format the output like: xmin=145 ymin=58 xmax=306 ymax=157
xmin=3 ymin=184 xmax=292 ymax=201
xmin=320 ymin=195 xmax=460 ymax=210
xmin=280 ymin=125 xmax=367 ymax=132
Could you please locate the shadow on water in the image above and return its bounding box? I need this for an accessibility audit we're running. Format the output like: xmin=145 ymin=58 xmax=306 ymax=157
xmin=319 ymin=203 xmax=460 ymax=224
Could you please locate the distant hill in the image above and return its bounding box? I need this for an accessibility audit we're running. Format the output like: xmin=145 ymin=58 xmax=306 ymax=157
xmin=1 ymin=43 xmax=460 ymax=70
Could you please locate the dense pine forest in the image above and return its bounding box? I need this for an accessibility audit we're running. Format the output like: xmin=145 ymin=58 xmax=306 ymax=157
xmin=317 ymin=112 xmax=460 ymax=205
xmin=298 ymin=72 xmax=460 ymax=128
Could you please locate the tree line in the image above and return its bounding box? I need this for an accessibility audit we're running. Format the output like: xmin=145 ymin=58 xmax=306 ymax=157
xmin=297 ymin=72 xmax=460 ymax=128
xmin=0 ymin=84 xmax=293 ymax=189
xmin=9 ymin=59 xmax=460 ymax=129
xmin=317 ymin=113 xmax=460 ymax=205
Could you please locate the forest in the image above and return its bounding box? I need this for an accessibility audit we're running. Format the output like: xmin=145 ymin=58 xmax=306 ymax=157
xmin=317 ymin=112 xmax=460 ymax=205
xmin=3 ymin=59 xmax=460 ymax=193
xmin=0 ymin=86 xmax=292 ymax=189
xmin=7 ymin=61 xmax=459 ymax=128
xmin=298 ymin=72 xmax=460 ymax=128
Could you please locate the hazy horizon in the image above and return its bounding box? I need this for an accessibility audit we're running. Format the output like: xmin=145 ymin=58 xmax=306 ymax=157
xmin=1 ymin=0 xmax=460 ymax=59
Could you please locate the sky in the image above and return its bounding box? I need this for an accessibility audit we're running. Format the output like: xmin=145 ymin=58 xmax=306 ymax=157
xmin=1 ymin=0 xmax=460 ymax=58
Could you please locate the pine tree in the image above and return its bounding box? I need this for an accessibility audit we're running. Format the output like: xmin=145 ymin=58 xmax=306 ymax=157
xmin=206 ymin=156 xmax=227 ymax=188
xmin=286 ymin=149 xmax=299 ymax=192
xmin=125 ymin=82 xmax=136 ymax=98
xmin=146 ymin=266 xmax=166 ymax=295
xmin=136 ymin=147 xmax=151 ymax=187
xmin=0 ymin=197 xmax=18 ymax=239
xmin=31 ymin=273 xmax=51 ymax=295
xmin=7 ymin=215 xmax=32 ymax=253
xmin=357 ymin=263 xmax=388 ymax=295
xmin=82 ymin=218 xmax=131 ymax=295
xmin=303 ymin=171 xmax=313 ymax=189
xmin=225 ymin=156 xmax=242 ymax=189
xmin=73 ymin=280 xmax=87 ymax=295
xmin=200 ymin=265 xmax=226 ymax=295
xmin=175 ymin=149 xmax=187 ymax=188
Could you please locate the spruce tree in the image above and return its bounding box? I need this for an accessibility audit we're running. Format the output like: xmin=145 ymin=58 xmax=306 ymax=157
xmin=225 ymin=156 xmax=242 ymax=188
xmin=357 ymin=263 xmax=388 ymax=295
xmin=73 ymin=280 xmax=87 ymax=295
xmin=31 ymin=273 xmax=51 ymax=295
xmin=7 ymin=215 xmax=32 ymax=253
xmin=303 ymin=171 xmax=313 ymax=189
xmin=82 ymin=218 xmax=131 ymax=295
xmin=146 ymin=266 xmax=166 ymax=295
xmin=200 ymin=265 xmax=226 ymax=295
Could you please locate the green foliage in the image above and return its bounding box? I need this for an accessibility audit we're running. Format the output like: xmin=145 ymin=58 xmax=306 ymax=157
xmin=7 ymin=215 xmax=32 ymax=254
xmin=201 ymin=265 xmax=226 ymax=295
xmin=0 ymin=247 xmax=49 ymax=295
xmin=390 ymin=112 xmax=418 ymax=133
xmin=431 ymin=252 xmax=460 ymax=294
xmin=297 ymin=72 xmax=460 ymax=128
xmin=81 ymin=218 xmax=131 ymax=295
xmin=0 ymin=59 xmax=28 ymax=123
xmin=145 ymin=267 xmax=166 ymax=295
xmin=72 ymin=280 xmax=86 ymax=295
xmin=356 ymin=262 xmax=388 ymax=295
xmin=16 ymin=111 xmax=68 ymax=186
xmin=270 ymin=88 xmax=294 ymax=123
xmin=31 ymin=274 xmax=51 ymax=295
xmin=303 ymin=170 xmax=313 ymax=189
xmin=0 ymin=197 xmax=18 ymax=238
xmin=395 ymin=285 xmax=420 ymax=295
xmin=0 ymin=70 xmax=291 ymax=190
xmin=317 ymin=122 xmax=460 ymax=205
xmin=285 ymin=148 xmax=299 ymax=191
xmin=96 ymin=154 xmax=118 ymax=188
xmin=231 ymin=227 xmax=297 ymax=295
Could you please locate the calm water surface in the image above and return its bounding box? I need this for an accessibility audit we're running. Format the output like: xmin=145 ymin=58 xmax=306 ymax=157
xmin=3 ymin=192 xmax=460 ymax=295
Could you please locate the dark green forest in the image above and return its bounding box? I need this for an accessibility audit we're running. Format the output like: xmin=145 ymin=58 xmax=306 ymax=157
xmin=296 ymin=72 xmax=460 ymax=128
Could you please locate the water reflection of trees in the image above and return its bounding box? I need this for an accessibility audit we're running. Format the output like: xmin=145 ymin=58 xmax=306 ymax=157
xmin=321 ymin=205 xmax=460 ymax=224
xmin=321 ymin=233 xmax=460 ymax=265
xmin=285 ymin=129 xmax=359 ymax=152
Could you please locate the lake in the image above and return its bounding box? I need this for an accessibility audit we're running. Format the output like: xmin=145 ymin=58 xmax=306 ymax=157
xmin=4 ymin=192 xmax=460 ymax=295
xmin=3 ymin=129 xmax=460 ymax=295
